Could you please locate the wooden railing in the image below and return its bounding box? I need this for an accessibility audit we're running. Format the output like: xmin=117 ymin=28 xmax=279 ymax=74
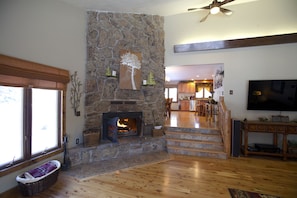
xmin=218 ymin=96 xmax=231 ymax=158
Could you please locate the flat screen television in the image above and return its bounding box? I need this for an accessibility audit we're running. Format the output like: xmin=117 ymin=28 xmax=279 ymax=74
xmin=247 ymin=80 xmax=297 ymax=111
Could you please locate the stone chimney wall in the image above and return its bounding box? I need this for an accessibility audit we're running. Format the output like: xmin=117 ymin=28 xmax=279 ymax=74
xmin=85 ymin=12 xmax=165 ymax=132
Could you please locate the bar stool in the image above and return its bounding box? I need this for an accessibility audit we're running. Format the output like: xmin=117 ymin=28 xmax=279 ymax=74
xmin=195 ymin=101 xmax=205 ymax=116
xmin=165 ymin=98 xmax=172 ymax=117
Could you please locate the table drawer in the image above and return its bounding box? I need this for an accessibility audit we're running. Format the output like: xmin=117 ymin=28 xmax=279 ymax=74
xmin=267 ymin=125 xmax=286 ymax=132
xmin=287 ymin=126 xmax=297 ymax=133
xmin=246 ymin=124 xmax=267 ymax=132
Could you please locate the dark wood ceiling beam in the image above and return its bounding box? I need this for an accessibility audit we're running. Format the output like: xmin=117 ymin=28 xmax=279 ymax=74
xmin=174 ymin=33 xmax=297 ymax=53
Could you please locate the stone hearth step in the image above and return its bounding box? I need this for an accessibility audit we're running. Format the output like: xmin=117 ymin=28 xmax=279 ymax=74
xmin=165 ymin=127 xmax=227 ymax=159
xmin=64 ymin=151 xmax=171 ymax=179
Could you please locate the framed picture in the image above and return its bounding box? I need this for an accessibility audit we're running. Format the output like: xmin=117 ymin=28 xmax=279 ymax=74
xmin=119 ymin=50 xmax=142 ymax=90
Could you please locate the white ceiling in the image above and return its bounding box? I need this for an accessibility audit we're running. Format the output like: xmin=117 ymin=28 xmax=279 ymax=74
xmin=59 ymin=0 xmax=257 ymax=82
xmin=60 ymin=0 xmax=257 ymax=17
xmin=165 ymin=64 xmax=223 ymax=83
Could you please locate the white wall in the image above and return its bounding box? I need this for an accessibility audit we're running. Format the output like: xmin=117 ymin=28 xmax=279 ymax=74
xmin=165 ymin=0 xmax=297 ymax=120
xmin=0 ymin=0 xmax=86 ymax=147
xmin=0 ymin=0 xmax=86 ymax=193
xmin=0 ymin=0 xmax=296 ymax=194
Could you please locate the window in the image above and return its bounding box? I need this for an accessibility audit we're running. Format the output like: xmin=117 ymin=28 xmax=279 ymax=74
xmin=0 ymin=54 xmax=69 ymax=176
xmin=0 ymin=86 xmax=24 ymax=167
xmin=195 ymin=83 xmax=213 ymax=99
xmin=165 ymin=87 xmax=177 ymax=102
xmin=0 ymin=86 xmax=62 ymax=170
xmin=31 ymin=88 xmax=61 ymax=156
xmin=195 ymin=87 xmax=212 ymax=99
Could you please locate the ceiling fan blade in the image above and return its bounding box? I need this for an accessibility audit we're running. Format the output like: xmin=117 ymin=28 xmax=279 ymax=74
xmin=200 ymin=12 xmax=210 ymax=23
xmin=220 ymin=7 xmax=233 ymax=15
xmin=218 ymin=0 xmax=235 ymax=6
xmin=188 ymin=8 xmax=199 ymax=11
xmin=188 ymin=4 xmax=211 ymax=12
xmin=200 ymin=5 xmax=211 ymax=10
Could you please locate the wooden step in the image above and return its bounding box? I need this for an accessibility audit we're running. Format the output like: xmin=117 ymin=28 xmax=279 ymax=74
xmin=165 ymin=131 xmax=222 ymax=143
xmin=166 ymin=126 xmax=220 ymax=135
xmin=165 ymin=126 xmax=227 ymax=159
xmin=166 ymin=138 xmax=224 ymax=151
xmin=167 ymin=146 xmax=227 ymax=159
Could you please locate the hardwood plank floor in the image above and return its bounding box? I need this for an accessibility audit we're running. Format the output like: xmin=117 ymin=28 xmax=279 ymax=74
xmin=165 ymin=111 xmax=218 ymax=129
xmin=2 ymin=112 xmax=297 ymax=197
xmin=2 ymin=155 xmax=297 ymax=198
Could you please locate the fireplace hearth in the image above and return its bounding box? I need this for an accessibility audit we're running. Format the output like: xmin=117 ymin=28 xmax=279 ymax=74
xmin=102 ymin=112 xmax=143 ymax=142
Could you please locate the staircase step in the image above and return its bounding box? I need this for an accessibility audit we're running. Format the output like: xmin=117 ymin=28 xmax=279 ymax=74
xmin=166 ymin=138 xmax=224 ymax=151
xmin=166 ymin=131 xmax=222 ymax=143
xmin=166 ymin=127 xmax=220 ymax=135
xmin=167 ymin=146 xmax=227 ymax=159
xmin=165 ymin=126 xmax=227 ymax=160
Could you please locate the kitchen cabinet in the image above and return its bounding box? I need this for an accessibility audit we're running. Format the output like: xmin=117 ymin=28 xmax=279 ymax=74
xmin=178 ymin=82 xmax=195 ymax=93
xmin=180 ymin=100 xmax=189 ymax=111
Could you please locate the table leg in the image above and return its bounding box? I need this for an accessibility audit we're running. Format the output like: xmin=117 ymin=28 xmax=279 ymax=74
xmin=244 ymin=130 xmax=248 ymax=156
xmin=283 ymin=134 xmax=287 ymax=160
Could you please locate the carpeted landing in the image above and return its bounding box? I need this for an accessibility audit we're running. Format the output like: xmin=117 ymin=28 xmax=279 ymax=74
xmin=62 ymin=151 xmax=171 ymax=180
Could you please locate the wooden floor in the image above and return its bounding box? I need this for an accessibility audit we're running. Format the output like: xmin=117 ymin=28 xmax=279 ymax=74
xmin=2 ymin=155 xmax=297 ymax=198
xmin=2 ymin=112 xmax=297 ymax=198
xmin=165 ymin=111 xmax=218 ymax=129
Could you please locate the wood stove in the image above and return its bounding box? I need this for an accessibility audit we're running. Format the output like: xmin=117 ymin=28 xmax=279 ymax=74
xmin=102 ymin=112 xmax=142 ymax=142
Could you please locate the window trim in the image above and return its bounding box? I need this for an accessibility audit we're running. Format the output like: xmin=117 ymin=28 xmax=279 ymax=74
xmin=0 ymin=54 xmax=69 ymax=177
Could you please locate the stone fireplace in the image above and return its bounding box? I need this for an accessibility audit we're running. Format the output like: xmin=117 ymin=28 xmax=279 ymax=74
xmin=84 ymin=12 xmax=166 ymax=136
xmin=68 ymin=11 xmax=167 ymax=170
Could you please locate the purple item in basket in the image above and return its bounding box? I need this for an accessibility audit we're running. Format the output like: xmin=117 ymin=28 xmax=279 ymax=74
xmin=28 ymin=161 xmax=57 ymax=178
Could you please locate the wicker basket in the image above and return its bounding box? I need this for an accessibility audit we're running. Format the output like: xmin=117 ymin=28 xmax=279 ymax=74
xmin=16 ymin=160 xmax=61 ymax=196
xmin=153 ymin=128 xmax=164 ymax=137
xmin=83 ymin=129 xmax=100 ymax=147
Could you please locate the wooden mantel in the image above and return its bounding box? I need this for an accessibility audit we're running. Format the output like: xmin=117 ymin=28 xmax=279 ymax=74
xmin=174 ymin=33 xmax=297 ymax=53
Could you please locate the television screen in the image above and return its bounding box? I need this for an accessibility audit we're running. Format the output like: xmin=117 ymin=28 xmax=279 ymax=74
xmin=247 ymin=80 xmax=297 ymax=111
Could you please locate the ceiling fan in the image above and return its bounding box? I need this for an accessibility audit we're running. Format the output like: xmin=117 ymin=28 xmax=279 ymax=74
xmin=188 ymin=0 xmax=235 ymax=22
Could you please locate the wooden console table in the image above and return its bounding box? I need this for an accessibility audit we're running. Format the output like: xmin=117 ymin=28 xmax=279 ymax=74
xmin=241 ymin=121 xmax=297 ymax=160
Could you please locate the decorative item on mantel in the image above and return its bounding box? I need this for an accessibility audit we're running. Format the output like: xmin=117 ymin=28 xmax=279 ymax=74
xmin=70 ymin=71 xmax=82 ymax=116
xmin=105 ymin=66 xmax=117 ymax=77
xmin=143 ymin=72 xmax=156 ymax=86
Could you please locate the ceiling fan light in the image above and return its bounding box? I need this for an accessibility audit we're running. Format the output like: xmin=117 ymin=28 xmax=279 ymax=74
xmin=225 ymin=10 xmax=233 ymax=15
xmin=210 ymin=6 xmax=220 ymax=15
